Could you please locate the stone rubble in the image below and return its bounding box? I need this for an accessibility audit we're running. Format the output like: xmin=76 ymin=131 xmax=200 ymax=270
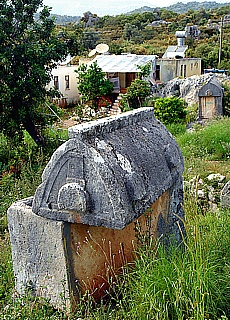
xmin=184 ymin=173 xmax=230 ymax=211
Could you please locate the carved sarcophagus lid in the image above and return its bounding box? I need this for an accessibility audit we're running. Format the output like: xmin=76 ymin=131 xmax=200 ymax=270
xmin=32 ymin=108 xmax=183 ymax=229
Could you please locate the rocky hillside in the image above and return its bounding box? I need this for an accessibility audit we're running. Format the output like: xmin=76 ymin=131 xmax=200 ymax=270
xmin=159 ymin=73 xmax=230 ymax=106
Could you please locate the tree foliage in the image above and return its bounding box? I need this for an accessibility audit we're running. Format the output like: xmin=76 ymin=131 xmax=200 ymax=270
xmin=0 ymin=0 xmax=68 ymax=146
xmin=76 ymin=62 xmax=114 ymax=110
xmin=126 ymin=79 xmax=151 ymax=109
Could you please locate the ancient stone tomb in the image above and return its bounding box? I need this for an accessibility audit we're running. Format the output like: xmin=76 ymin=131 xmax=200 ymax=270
xmin=8 ymin=107 xmax=184 ymax=310
xmin=198 ymin=76 xmax=224 ymax=120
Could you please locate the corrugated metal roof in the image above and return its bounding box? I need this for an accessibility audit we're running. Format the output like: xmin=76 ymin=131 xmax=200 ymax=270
xmin=90 ymin=54 xmax=157 ymax=73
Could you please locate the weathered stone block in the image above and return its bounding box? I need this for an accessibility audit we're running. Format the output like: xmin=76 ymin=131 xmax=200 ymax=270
xmin=7 ymin=197 xmax=72 ymax=309
xmin=221 ymin=180 xmax=230 ymax=208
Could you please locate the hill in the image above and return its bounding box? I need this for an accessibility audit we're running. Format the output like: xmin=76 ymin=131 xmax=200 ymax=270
xmin=127 ymin=1 xmax=229 ymax=14
xmin=35 ymin=2 xmax=229 ymax=24
xmin=163 ymin=1 xmax=230 ymax=13
xmin=34 ymin=12 xmax=81 ymax=25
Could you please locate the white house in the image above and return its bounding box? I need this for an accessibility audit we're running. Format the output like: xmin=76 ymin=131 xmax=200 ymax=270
xmin=47 ymin=56 xmax=79 ymax=107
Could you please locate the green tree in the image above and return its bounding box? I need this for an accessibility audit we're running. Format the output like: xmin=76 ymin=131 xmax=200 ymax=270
xmin=76 ymin=62 xmax=114 ymax=110
xmin=126 ymin=79 xmax=151 ymax=109
xmin=123 ymin=23 xmax=139 ymax=41
xmin=0 ymin=0 xmax=67 ymax=146
xmin=82 ymin=28 xmax=100 ymax=50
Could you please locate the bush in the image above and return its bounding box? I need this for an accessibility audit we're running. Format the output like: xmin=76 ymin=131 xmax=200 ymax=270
xmin=154 ymin=97 xmax=187 ymax=125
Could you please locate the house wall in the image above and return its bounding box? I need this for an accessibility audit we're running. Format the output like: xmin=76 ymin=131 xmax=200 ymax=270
xmin=47 ymin=65 xmax=79 ymax=105
xmin=156 ymin=58 xmax=201 ymax=83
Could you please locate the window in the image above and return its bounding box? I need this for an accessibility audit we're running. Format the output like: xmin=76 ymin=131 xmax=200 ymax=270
xmin=180 ymin=65 xmax=183 ymax=77
xmin=156 ymin=65 xmax=160 ymax=81
xmin=184 ymin=65 xmax=187 ymax=77
xmin=65 ymin=75 xmax=70 ymax=89
xmin=54 ymin=76 xmax=59 ymax=89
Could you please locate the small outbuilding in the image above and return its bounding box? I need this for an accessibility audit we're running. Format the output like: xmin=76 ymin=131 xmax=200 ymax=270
xmin=198 ymin=76 xmax=224 ymax=119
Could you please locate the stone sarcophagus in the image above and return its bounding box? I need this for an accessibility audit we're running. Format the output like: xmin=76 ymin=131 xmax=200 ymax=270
xmin=8 ymin=107 xmax=184 ymax=311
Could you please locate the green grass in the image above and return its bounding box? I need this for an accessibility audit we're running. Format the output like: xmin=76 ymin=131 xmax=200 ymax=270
xmin=0 ymin=118 xmax=230 ymax=319
xmin=176 ymin=117 xmax=230 ymax=161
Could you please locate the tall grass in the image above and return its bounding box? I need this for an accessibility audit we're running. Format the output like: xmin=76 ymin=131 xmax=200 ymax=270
xmin=121 ymin=208 xmax=230 ymax=320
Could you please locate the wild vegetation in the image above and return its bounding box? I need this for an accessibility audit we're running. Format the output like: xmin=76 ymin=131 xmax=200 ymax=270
xmin=0 ymin=1 xmax=230 ymax=319
xmin=0 ymin=115 xmax=230 ymax=319
xmin=64 ymin=4 xmax=230 ymax=71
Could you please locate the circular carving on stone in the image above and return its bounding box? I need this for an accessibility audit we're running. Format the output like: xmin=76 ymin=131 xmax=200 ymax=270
xmin=58 ymin=183 xmax=86 ymax=213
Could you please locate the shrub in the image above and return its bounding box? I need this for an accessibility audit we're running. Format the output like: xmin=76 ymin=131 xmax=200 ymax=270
xmin=154 ymin=97 xmax=187 ymax=125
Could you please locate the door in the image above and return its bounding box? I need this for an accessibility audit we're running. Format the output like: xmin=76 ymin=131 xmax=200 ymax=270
xmin=200 ymin=96 xmax=216 ymax=119
xmin=125 ymin=73 xmax=136 ymax=88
